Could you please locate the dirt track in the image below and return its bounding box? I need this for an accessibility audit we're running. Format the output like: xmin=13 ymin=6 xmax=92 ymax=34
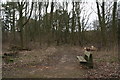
xmin=2 ymin=46 xmax=120 ymax=78
xmin=2 ymin=46 xmax=89 ymax=78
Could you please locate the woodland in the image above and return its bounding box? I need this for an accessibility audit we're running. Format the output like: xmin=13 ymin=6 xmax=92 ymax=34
xmin=1 ymin=0 xmax=120 ymax=78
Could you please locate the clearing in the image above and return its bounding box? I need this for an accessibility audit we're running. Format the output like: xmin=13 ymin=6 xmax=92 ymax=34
xmin=2 ymin=45 xmax=120 ymax=78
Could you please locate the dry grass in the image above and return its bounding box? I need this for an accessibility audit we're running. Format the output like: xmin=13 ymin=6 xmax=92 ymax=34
xmin=2 ymin=45 xmax=119 ymax=78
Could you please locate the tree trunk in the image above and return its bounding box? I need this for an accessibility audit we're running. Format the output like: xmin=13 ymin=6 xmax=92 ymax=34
xmin=101 ymin=1 xmax=107 ymax=47
xmin=19 ymin=7 xmax=23 ymax=48
xmin=71 ymin=2 xmax=75 ymax=45
xmin=12 ymin=4 xmax=16 ymax=43
xmin=112 ymin=1 xmax=117 ymax=45
xmin=38 ymin=2 xmax=42 ymax=45
xmin=96 ymin=0 xmax=106 ymax=47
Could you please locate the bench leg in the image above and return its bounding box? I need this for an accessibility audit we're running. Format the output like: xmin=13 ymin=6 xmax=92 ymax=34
xmin=88 ymin=63 xmax=93 ymax=69
xmin=88 ymin=55 xmax=93 ymax=69
xmin=83 ymin=62 xmax=93 ymax=68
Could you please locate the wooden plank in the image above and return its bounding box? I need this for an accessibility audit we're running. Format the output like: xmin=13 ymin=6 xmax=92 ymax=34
xmin=77 ymin=56 xmax=87 ymax=62
xmin=84 ymin=51 xmax=91 ymax=58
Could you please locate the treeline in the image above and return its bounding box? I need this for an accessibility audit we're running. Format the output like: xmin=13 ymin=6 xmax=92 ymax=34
xmin=1 ymin=0 xmax=118 ymax=48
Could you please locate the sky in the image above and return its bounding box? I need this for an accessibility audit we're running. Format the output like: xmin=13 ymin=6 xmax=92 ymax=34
xmin=0 ymin=0 xmax=98 ymax=21
xmin=1 ymin=0 xmax=120 ymax=31
xmin=47 ymin=0 xmax=98 ymax=23
xmin=1 ymin=0 xmax=120 ymax=25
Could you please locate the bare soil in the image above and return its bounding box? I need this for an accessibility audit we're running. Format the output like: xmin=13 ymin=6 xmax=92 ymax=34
xmin=2 ymin=45 xmax=120 ymax=78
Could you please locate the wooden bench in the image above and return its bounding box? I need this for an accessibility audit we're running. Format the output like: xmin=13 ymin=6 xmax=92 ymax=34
xmin=77 ymin=51 xmax=93 ymax=68
xmin=77 ymin=56 xmax=87 ymax=63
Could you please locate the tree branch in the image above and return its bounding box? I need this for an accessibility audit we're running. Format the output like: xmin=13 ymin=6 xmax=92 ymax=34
xmin=22 ymin=2 xmax=34 ymax=27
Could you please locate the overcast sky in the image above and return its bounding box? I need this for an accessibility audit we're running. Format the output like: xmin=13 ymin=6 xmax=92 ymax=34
xmin=1 ymin=0 xmax=120 ymax=24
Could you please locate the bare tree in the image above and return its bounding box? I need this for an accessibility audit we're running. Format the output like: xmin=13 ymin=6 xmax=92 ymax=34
xmin=17 ymin=1 xmax=34 ymax=48
xmin=96 ymin=0 xmax=107 ymax=47
xmin=112 ymin=1 xmax=117 ymax=45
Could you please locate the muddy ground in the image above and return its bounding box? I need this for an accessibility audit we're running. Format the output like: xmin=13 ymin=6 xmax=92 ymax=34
xmin=2 ymin=45 xmax=120 ymax=78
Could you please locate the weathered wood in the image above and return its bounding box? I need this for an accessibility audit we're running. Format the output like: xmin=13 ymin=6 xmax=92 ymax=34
xmin=84 ymin=51 xmax=93 ymax=68
xmin=77 ymin=56 xmax=87 ymax=63
xmin=77 ymin=51 xmax=93 ymax=68
xmin=84 ymin=51 xmax=91 ymax=58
